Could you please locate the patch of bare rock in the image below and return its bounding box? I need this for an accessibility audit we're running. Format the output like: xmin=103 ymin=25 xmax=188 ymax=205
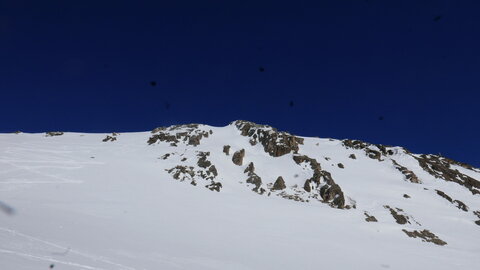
xmin=223 ymin=145 xmax=230 ymax=155
xmin=242 ymin=162 xmax=265 ymax=194
xmin=46 ymin=131 xmax=64 ymax=137
xmin=293 ymin=154 xmax=346 ymax=209
xmin=474 ymin=211 xmax=480 ymax=226
xmin=435 ymin=190 xmax=469 ymax=212
xmin=272 ymin=176 xmax=286 ymax=191
xmin=402 ymin=229 xmax=447 ymax=246
xmin=166 ymin=165 xmax=195 ymax=182
xmin=148 ymin=124 xmax=212 ymax=147
xmin=233 ymin=120 xmax=304 ymax=157
xmin=364 ymin=212 xmax=378 ymax=222
xmin=342 ymin=139 xmax=401 ymax=161
xmin=165 ymin=151 xmax=221 ymax=192
xmin=391 ymin=160 xmax=421 ymax=183
xmin=102 ymin=132 xmax=118 ymax=142
xmin=384 ymin=205 xmax=420 ymax=225
xmin=414 ymin=154 xmax=480 ymax=195
xmin=232 ymin=149 xmax=245 ymax=166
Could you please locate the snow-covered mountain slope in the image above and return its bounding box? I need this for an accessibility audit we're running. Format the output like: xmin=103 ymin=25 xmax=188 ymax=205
xmin=1 ymin=120 xmax=479 ymax=270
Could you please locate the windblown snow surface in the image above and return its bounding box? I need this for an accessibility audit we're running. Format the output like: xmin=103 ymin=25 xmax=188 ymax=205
xmin=1 ymin=121 xmax=479 ymax=270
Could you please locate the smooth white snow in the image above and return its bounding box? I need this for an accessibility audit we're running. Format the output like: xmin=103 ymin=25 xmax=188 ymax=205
xmin=0 ymin=126 xmax=479 ymax=270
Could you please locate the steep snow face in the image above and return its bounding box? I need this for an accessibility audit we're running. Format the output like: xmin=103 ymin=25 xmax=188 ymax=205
xmin=1 ymin=121 xmax=479 ymax=270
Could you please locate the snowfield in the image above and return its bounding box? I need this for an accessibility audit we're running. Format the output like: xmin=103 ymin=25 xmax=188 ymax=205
xmin=1 ymin=121 xmax=479 ymax=270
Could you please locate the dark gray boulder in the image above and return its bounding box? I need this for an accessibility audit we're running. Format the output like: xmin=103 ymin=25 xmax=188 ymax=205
xmin=232 ymin=149 xmax=245 ymax=166
xmin=272 ymin=176 xmax=286 ymax=190
xmin=244 ymin=162 xmax=255 ymax=175
xmin=223 ymin=145 xmax=230 ymax=155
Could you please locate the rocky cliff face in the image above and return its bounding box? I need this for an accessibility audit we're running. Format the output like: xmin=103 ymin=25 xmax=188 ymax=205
xmin=234 ymin=120 xmax=304 ymax=157
xmin=147 ymin=120 xmax=356 ymax=209
xmin=148 ymin=124 xmax=212 ymax=147
xmin=414 ymin=154 xmax=480 ymax=195
xmin=146 ymin=120 xmax=480 ymax=214
xmin=143 ymin=120 xmax=480 ymax=245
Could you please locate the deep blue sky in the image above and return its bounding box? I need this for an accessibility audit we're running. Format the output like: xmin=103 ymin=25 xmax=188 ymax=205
xmin=0 ymin=0 xmax=479 ymax=166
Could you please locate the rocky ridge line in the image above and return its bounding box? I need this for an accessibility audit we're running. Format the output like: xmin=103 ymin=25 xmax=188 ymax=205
xmin=148 ymin=124 xmax=212 ymax=147
xmin=414 ymin=154 xmax=480 ymax=195
xmin=233 ymin=120 xmax=304 ymax=157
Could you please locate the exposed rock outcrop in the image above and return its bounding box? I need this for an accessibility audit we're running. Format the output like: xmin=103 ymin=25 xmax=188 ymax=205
xmin=272 ymin=176 xmax=286 ymax=190
xmin=293 ymin=155 xmax=323 ymax=186
xmin=244 ymin=162 xmax=255 ymax=175
xmin=239 ymin=161 xmax=264 ymax=194
xmin=402 ymin=229 xmax=447 ymax=246
xmin=206 ymin=181 xmax=222 ymax=192
xmin=232 ymin=149 xmax=245 ymax=166
xmin=166 ymin=166 xmax=195 ymax=181
xmin=246 ymin=173 xmax=263 ymax=194
xmin=342 ymin=139 xmax=404 ymax=161
xmin=414 ymin=154 xmax=480 ymax=195
xmin=148 ymin=124 xmax=211 ymax=147
xmin=278 ymin=192 xmax=307 ymax=202
xmin=46 ymin=132 xmax=64 ymax=137
xmin=165 ymin=151 xmax=220 ymax=191
xmin=364 ymin=212 xmax=378 ymax=222
xmin=147 ymin=121 xmax=478 ymax=214
xmin=223 ymin=145 xmax=230 ymax=155
xmin=233 ymin=120 xmax=304 ymax=157
xmin=384 ymin=205 xmax=414 ymax=225
xmin=391 ymin=160 xmax=421 ymax=183
xmin=102 ymin=132 xmax=118 ymax=142
xmin=196 ymin=152 xmax=218 ymax=181
xmin=293 ymin=154 xmax=346 ymax=209
xmin=435 ymin=190 xmax=469 ymax=212
xmin=303 ymin=180 xmax=312 ymax=192
xmin=197 ymin=152 xmax=212 ymax=168
xmin=319 ymin=179 xmax=345 ymax=209
xmin=474 ymin=211 xmax=480 ymax=226
xmin=440 ymin=156 xmax=479 ymax=172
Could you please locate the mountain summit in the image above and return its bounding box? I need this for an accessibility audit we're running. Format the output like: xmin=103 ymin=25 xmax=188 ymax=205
xmin=1 ymin=121 xmax=479 ymax=269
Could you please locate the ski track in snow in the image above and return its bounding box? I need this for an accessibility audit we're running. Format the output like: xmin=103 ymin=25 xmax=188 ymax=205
xmin=0 ymin=228 xmax=137 ymax=270
xmin=0 ymin=159 xmax=83 ymax=184
xmin=0 ymin=143 xmax=96 ymax=185
xmin=0 ymin=249 xmax=108 ymax=270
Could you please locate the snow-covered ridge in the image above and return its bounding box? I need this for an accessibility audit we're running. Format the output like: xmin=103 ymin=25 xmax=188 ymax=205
xmin=1 ymin=120 xmax=479 ymax=270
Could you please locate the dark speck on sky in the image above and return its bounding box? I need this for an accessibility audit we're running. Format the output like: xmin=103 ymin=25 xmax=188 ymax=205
xmin=150 ymin=81 xmax=157 ymax=87
xmin=0 ymin=0 xmax=478 ymax=167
